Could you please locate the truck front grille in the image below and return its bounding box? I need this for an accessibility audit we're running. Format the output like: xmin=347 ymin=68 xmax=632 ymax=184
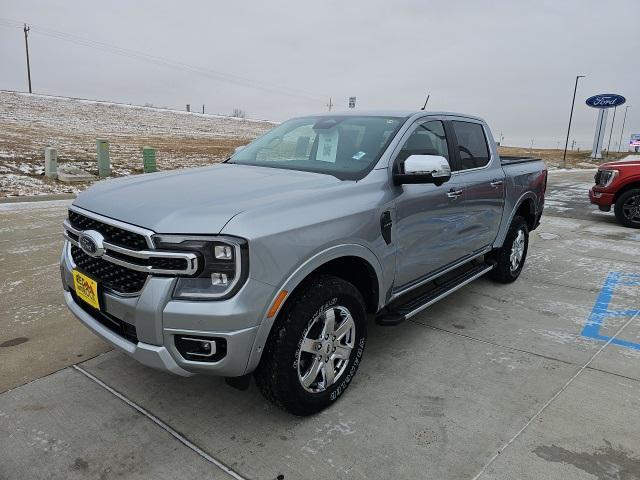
xmin=64 ymin=208 xmax=199 ymax=296
xmin=71 ymin=245 xmax=149 ymax=294
xmin=69 ymin=210 xmax=148 ymax=250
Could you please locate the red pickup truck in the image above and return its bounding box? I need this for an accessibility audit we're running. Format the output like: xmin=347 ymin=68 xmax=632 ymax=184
xmin=589 ymin=158 xmax=640 ymax=228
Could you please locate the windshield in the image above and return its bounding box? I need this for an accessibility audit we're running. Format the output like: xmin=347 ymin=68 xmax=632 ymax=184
xmin=228 ymin=115 xmax=406 ymax=180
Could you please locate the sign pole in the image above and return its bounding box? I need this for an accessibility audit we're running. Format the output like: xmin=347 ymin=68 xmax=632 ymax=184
xmin=605 ymin=105 xmax=617 ymax=158
xmin=617 ymin=106 xmax=630 ymax=152
xmin=591 ymin=109 xmax=608 ymax=160
xmin=585 ymin=93 xmax=626 ymax=160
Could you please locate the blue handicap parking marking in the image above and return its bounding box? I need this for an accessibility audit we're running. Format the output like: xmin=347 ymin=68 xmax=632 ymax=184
xmin=581 ymin=272 xmax=640 ymax=351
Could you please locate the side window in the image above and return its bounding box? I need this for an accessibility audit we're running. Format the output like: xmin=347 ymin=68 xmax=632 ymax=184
xmin=451 ymin=121 xmax=490 ymax=170
xmin=397 ymin=120 xmax=450 ymax=167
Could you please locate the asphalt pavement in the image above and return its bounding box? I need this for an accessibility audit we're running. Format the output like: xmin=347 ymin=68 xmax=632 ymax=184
xmin=1 ymin=169 xmax=639 ymax=480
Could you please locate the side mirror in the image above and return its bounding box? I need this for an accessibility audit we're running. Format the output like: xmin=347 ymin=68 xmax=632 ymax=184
xmin=393 ymin=154 xmax=451 ymax=186
xmin=233 ymin=145 xmax=246 ymax=154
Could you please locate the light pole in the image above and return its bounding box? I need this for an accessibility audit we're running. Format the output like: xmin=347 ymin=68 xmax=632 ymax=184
xmin=562 ymin=75 xmax=585 ymax=168
xmin=617 ymin=106 xmax=631 ymax=153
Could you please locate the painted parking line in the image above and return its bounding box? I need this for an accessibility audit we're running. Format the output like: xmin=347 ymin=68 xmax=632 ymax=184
xmin=582 ymin=272 xmax=640 ymax=350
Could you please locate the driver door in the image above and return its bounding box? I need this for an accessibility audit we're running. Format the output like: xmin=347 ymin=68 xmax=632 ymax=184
xmin=392 ymin=118 xmax=469 ymax=290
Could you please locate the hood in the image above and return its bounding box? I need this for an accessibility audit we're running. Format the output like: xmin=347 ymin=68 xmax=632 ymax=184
xmin=73 ymin=163 xmax=341 ymax=233
xmin=598 ymin=158 xmax=640 ymax=169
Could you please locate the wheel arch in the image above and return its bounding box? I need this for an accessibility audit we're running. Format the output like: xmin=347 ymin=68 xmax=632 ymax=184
xmin=244 ymin=244 xmax=384 ymax=374
xmin=494 ymin=192 xmax=539 ymax=248
xmin=613 ymin=180 xmax=640 ymax=204
xmin=514 ymin=197 xmax=537 ymax=230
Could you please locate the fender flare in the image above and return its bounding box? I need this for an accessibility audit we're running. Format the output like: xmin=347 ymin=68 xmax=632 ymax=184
xmin=494 ymin=191 xmax=539 ymax=248
xmin=243 ymin=243 xmax=384 ymax=374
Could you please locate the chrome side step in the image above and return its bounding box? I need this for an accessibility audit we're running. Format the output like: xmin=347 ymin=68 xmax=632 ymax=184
xmin=376 ymin=262 xmax=494 ymax=326
xmin=391 ymin=246 xmax=492 ymax=300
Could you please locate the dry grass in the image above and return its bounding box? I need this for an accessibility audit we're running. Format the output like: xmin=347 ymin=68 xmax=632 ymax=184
xmin=497 ymin=145 xmax=629 ymax=168
xmin=0 ymin=91 xmax=274 ymax=196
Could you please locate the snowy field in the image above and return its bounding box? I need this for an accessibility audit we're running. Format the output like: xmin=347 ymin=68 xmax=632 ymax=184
xmin=0 ymin=91 xmax=275 ymax=197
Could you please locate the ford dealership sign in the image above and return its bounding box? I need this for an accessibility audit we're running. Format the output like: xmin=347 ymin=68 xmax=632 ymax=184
xmin=586 ymin=94 xmax=626 ymax=109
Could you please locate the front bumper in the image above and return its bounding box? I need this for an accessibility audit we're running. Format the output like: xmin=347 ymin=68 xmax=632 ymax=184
xmin=589 ymin=188 xmax=615 ymax=210
xmin=61 ymin=241 xmax=276 ymax=377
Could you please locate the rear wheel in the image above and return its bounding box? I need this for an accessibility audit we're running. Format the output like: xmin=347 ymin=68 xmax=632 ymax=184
xmin=254 ymin=275 xmax=367 ymax=416
xmin=487 ymin=215 xmax=529 ymax=283
xmin=614 ymin=189 xmax=640 ymax=229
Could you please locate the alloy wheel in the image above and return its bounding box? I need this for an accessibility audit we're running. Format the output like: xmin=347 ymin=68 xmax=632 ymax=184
xmin=510 ymin=229 xmax=526 ymax=273
xmin=297 ymin=305 xmax=356 ymax=393
xmin=622 ymin=194 xmax=640 ymax=222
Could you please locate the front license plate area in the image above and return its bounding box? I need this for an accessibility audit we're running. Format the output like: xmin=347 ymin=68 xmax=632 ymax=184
xmin=72 ymin=269 xmax=100 ymax=310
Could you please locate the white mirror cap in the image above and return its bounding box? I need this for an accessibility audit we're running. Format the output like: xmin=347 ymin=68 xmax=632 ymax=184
xmin=404 ymin=155 xmax=451 ymax=177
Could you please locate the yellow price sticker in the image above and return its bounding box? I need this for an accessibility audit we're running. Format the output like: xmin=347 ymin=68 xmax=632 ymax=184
xmin=73 ymin=270 xmax=100 ymax=309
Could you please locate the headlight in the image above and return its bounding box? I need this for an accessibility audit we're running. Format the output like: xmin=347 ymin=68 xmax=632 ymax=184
xmin=597 ymin=169 xmax=618 ymax=187
xmin=153 ymin=235 xmax=248 ymax=300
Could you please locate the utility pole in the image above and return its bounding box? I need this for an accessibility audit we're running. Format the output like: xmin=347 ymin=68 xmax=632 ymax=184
xmin=327 ymin=97 xmax=333 ymax=112
xmin=562 ymin=75 xmax=585 ymax=168
xmin=605 ymin=105 xmax=617 ymax=158
xmin=202 ymin=104 xmax=205 ymax=114
xmin=571 ymin=139 xmax=575 ymax=150
xmin=23 ymin=24 xmax=32 ymax=93
xmin=421 ymin=94 xmax=430 ymax=110
xmin=617 ymin=106 xmax=630 ymax=152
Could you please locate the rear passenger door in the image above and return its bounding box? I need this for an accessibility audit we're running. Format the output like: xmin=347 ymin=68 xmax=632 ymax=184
xmin=449 ymin=120 xmax=505 ymax=253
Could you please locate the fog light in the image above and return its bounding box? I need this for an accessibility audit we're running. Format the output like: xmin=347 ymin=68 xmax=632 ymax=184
xmin=175 ymin=336 xmax=217 ymax=360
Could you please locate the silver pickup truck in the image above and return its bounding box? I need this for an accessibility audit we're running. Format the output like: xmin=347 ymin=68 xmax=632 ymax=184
xmin=61 ymin=111 xmax=546 ymax=415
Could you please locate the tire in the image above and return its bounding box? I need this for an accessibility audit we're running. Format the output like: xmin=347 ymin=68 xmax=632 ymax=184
xmin=487 ymin=215 xmax=529 ymax=283
xmin=614 ymin=188 xmax=640 ymax=229
xmin=254 ymin=275 xmax=367 ymax=416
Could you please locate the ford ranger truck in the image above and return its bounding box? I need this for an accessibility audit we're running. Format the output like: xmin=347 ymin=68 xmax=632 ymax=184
xmin=61 ymin=112 xmax=546 ymax=415
xmin=590 ymin=158 xmax=640 ymax=228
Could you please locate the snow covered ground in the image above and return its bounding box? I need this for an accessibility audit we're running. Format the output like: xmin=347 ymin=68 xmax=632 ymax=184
xmin=0 ymin=91 xmax=275 ymax=197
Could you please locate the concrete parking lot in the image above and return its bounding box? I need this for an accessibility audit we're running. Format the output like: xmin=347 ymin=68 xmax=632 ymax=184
xmin=1 ymin=169 xmax=639 ymax=480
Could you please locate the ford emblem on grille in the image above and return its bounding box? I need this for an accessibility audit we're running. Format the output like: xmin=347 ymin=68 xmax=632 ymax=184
xmin=78 ymin=230 xmax=105 ymax=258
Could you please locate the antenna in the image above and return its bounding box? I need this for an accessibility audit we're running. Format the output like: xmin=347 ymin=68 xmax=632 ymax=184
xmin=420 ymin=94 xmax=430 ymax=110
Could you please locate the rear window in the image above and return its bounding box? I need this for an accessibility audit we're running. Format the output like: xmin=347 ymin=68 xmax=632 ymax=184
xmin=452 ymin=121 xmax=490 ymax=170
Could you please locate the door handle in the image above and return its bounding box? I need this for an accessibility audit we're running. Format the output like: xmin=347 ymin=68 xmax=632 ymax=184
xmin=447 ymin=189 xmax=463 ymax=199
xmin=490 ymin=179 xmax=504 ymax=188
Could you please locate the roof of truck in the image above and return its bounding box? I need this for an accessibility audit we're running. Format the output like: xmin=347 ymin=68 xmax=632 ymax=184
xmin=303 ymin=110 xmax=486 ymax=122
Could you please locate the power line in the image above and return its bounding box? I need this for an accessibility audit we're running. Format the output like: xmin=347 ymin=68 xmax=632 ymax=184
xmin=0 ymin=17 xmax=326 ymax=104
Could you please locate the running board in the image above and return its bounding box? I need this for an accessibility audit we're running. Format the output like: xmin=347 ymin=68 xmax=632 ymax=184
xmin=376 ymin=263 xmax=494 ymax=326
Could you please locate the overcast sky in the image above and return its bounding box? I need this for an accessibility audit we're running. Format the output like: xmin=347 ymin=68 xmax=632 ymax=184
xmin=1 ymin=0 xmax=638 ymax=149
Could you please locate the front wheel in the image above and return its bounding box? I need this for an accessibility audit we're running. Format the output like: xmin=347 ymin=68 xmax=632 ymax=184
xmin=254 ymin=275 xmax=367 ymax=416
xmin=614 ymin=189 xmax=640 ymax=229
xmin=487 ymin=215 xmax=529 ymax=283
